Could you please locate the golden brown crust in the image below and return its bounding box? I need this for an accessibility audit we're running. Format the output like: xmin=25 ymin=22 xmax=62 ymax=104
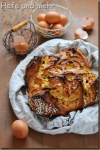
xmin=25 ymin=48 xmax=99 ymax=116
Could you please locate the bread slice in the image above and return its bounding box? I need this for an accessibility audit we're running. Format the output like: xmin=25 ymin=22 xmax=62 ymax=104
xmin=25 ymin=48 xmax=99 ymax=116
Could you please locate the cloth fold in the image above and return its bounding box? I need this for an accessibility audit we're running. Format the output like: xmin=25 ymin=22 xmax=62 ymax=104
xmin=9 ymin=39 xmax=98 ymax=135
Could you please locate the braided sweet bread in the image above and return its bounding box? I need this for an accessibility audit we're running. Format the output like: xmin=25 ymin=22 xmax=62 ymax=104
xmin=25 ymin=48 xmax=99 ymax=116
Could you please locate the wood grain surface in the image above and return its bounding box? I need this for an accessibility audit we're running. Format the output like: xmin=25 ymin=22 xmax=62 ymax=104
xmin=0 ymin=0 xmax=98 ymax=148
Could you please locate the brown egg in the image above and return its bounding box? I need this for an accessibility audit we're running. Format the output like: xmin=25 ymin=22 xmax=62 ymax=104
xmin=75 ymin=28 xmax=88 ymax=40
xmin=81 ymin=17 xmax=94 ymax=29
xmin=14 ymin=36 xmax=25 ymax=46
xmin=59 ymin=14 xmax=68 ymax=26
xmin=51 ymin=24 xmax=63 ymax=35
xmin=45 ymin=11 xmax=61 ymax=24
xmin=37 ymin=13 xmax=46 ymax=22
xmin=37 ymin=21 xmax=50 ymax=29
xmin=37 ymin=21 xmax=50 ymax=34
xmin=12 ymin=120 xmax=29 ymax=139
xmin=15 ymin=43 xmax=29 ymax=55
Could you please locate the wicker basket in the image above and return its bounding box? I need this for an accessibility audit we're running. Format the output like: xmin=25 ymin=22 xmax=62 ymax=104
xmin=31 ymin=0 xmax=72 ymax=38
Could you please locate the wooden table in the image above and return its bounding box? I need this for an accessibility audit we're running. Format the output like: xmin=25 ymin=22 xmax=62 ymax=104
xmin=0 ymin=0 xmax=98 ymax=148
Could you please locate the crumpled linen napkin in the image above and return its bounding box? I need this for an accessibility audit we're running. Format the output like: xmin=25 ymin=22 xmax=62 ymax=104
xmin=9 ymin=39 xmax=99 ymax=135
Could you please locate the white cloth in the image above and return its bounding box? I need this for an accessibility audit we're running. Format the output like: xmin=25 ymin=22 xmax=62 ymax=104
xmin=9 ymin=39 xmax=99 ymax=135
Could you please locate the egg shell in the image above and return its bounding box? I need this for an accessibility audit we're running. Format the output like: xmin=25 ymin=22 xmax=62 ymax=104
xmin=15 ymin=43 xmax=29 ymax=55
xmin=12 ymin=120 xmax=29 ymax=139
xmin=45 ymin=11 xmax=61 ymax=24
xmin=14 ymin=36 xmax=25 ymax=46
xmin=51 ymin=24 xmax=63 ymax=35
xmin=59 ymin=14 xmax=68 ymax=26
xmin=37 ymin=13 xmax=46 ymax=22
xmin=75 ymin=28 xmax=88 ymax=40
xmin=81 ymin=17 xmax=94 ymax=29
